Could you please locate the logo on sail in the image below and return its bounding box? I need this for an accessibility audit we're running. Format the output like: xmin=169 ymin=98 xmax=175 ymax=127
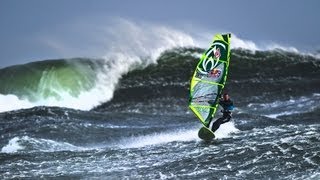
xmin=214 ymin=47 xmax=221 ymax=59
xmin=197 ymin=43 xmax=225 ymax=75
xmin=208 ymin=68 xmax=221 ymax=78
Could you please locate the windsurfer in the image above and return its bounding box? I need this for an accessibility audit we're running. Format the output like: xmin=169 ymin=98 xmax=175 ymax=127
xmin=208 ymin=93 xmax=234 ymax=132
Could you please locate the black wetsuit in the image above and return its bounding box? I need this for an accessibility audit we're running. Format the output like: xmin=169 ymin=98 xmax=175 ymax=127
xmin=210 ymin=99 xmax=234 ymax=132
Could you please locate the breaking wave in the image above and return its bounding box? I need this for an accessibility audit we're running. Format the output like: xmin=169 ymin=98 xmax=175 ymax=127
xmin=1 ymin=20 xmax=319 ymax=113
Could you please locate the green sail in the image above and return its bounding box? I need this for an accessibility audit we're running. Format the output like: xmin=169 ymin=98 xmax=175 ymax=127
xmin=189 ymin=33 xmax=231 ymax=127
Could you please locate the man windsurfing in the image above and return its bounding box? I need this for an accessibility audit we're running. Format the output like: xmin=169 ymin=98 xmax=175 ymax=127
xmin=189 ymin=33 xmax=232 ymax=140
xmin=208 ymin=93 xmax=234 ymax=132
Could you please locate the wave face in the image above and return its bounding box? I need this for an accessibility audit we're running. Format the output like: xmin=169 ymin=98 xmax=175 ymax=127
xmin=0 ymin=58 xmax=99 ymax=100
xmin=0 ymin=58 xmax=110 ymax=112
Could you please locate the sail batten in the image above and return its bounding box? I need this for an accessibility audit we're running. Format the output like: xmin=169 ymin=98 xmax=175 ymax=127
xmin=189 ymin=33 xmax=231 ymax=127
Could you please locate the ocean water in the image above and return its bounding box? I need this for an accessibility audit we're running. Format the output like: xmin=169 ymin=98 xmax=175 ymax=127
xmin=0 ymin=34 xmax=320 ymax=179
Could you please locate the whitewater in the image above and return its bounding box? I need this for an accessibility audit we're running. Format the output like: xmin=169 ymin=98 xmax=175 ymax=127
xmin=1 ymin=20 xmax=320 ymax=179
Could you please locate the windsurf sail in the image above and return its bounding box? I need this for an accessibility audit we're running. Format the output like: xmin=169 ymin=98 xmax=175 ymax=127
xmin=189 ymin=33 xmax=231 ymax=127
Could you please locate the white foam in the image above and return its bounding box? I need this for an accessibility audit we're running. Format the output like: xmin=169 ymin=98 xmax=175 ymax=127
xmin=248 ymin=94 xmax=320 ymax=118
xmin=118 ymin=128 xmax=199 ymax=149
xmin=214 ymin=121 xmax=239 ymax=139
xmin=117 ymin=122 xmax=239 ymax=149
xmin=0 ymin=85 xmax=110 ymax=112
xmin=1 ymin=136 xmax=88 ymax=153
xmin=231 ymin=34 xmax=320 ymax=59
xmin=0 ymin=94 xmax=34 ymax=112
xmin=308 ymin=172 xmax=320 ymax=180
xmin=1 ymin=137 xmax=25 ymax=153
xmin=279 ymin=136 xmax=296 ymax=144
xmin=265 ymin=111 xmax=301 ymax=119
xmin=265 ymin=43 xmax=299 ymax=53
xmin=231 ymin=35 xmax=259 ymax=51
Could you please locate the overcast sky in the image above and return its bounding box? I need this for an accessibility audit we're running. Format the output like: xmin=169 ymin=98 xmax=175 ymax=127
xmin=0 ymin=0 xmax=319 ymax=67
